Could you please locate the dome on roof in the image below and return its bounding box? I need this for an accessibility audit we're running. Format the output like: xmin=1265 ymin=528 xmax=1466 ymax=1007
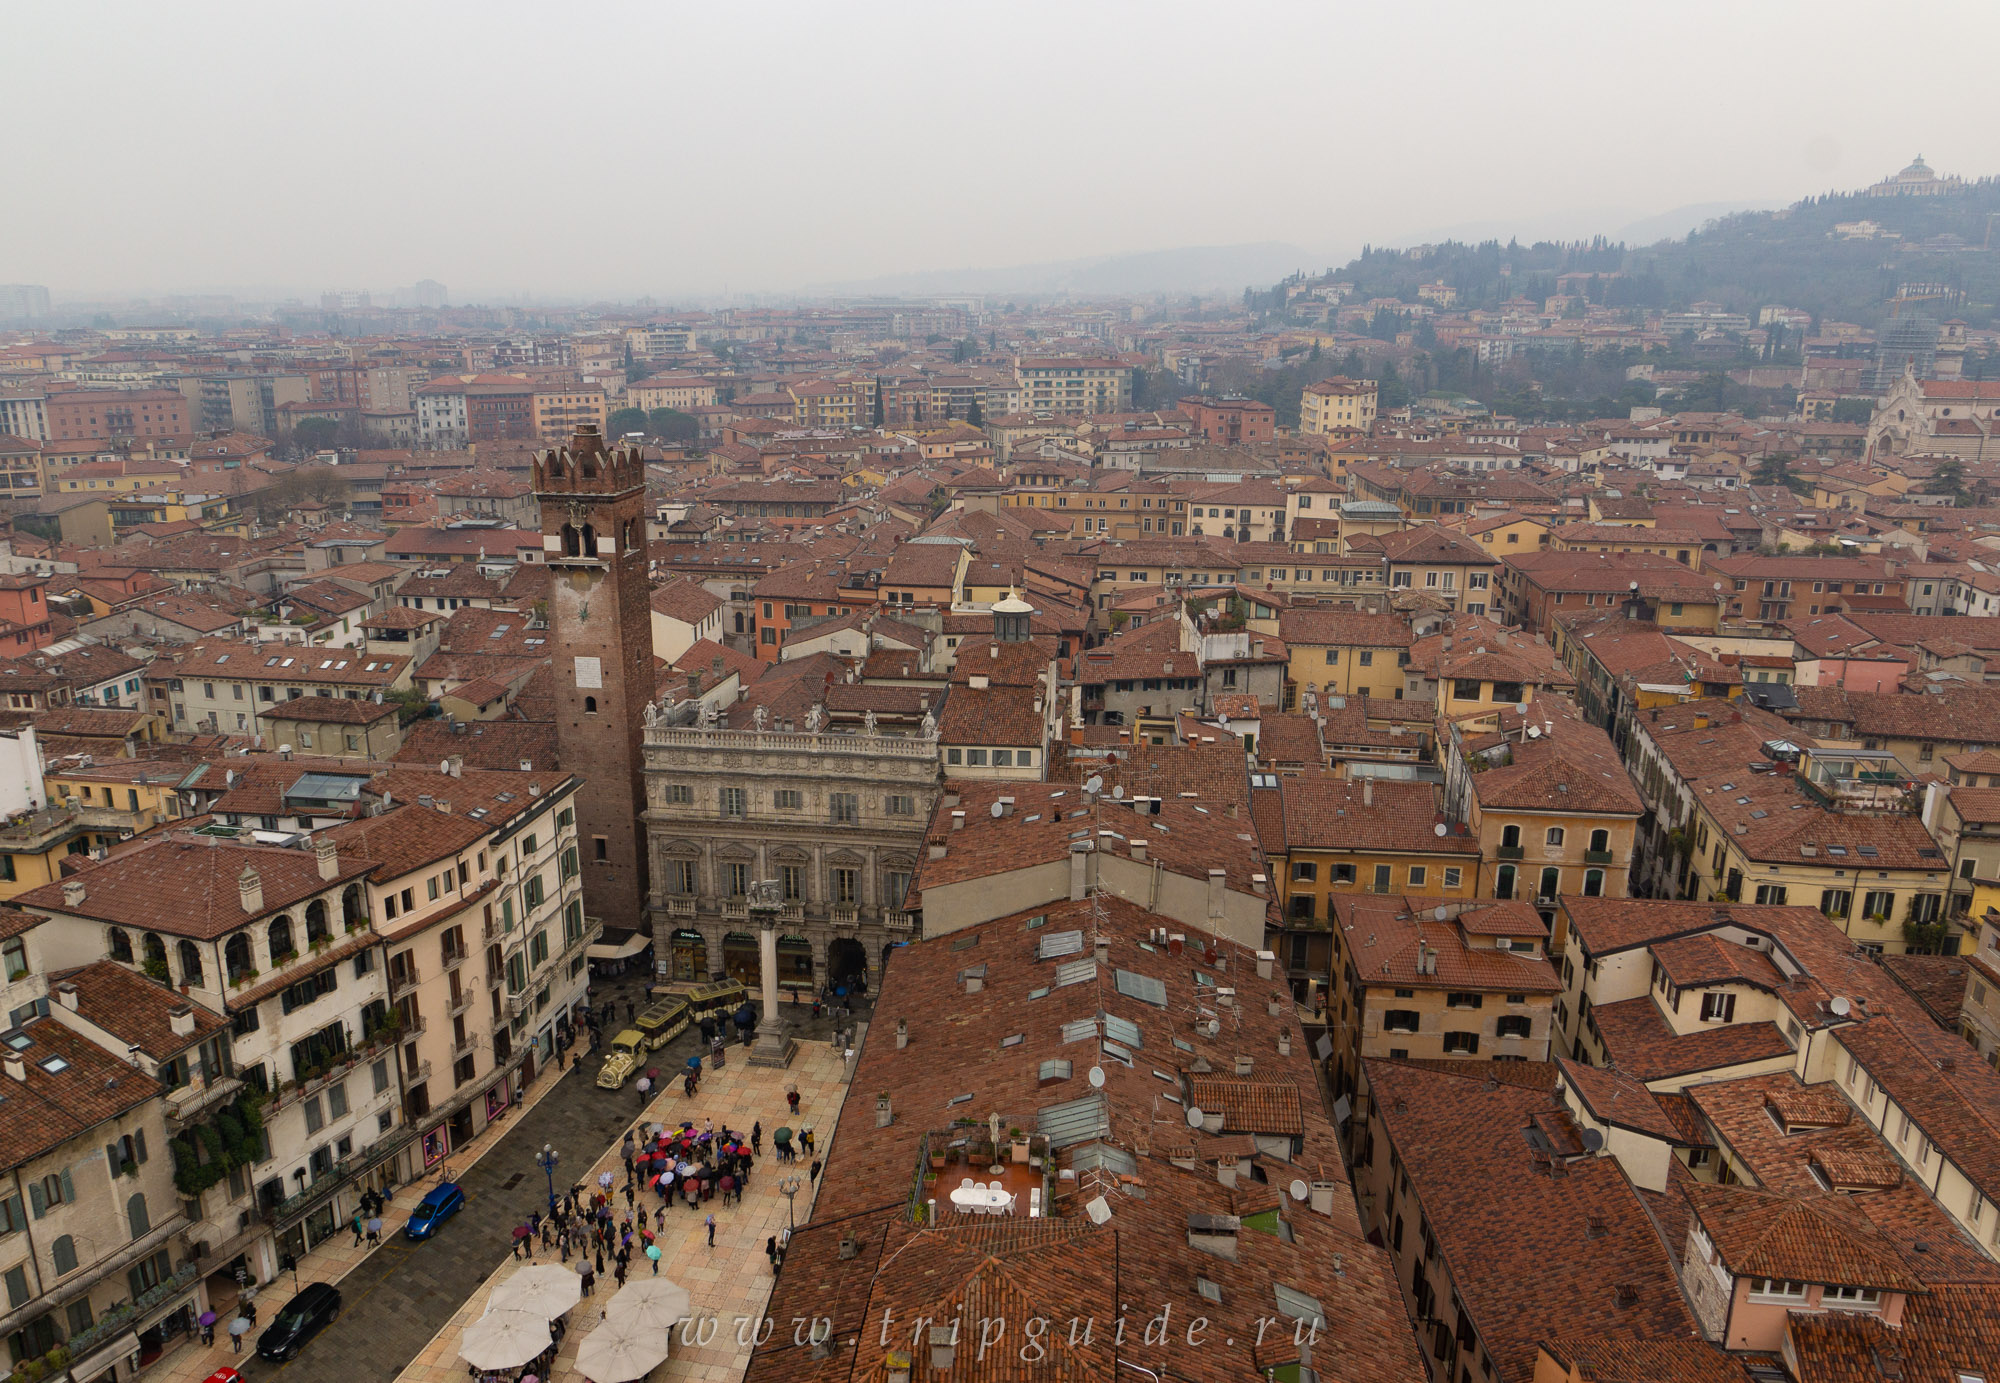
xmin=993 ymin=587 xmax=1034 ymax=615
xmin=1898 ymin=155 xmax=1934 ymax=178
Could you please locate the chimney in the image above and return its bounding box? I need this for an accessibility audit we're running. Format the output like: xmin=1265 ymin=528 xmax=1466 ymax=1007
xmin=950 ymin=810 xmax=965 ymax=832
xmin=62 ymin=879 xmax=86 ymax=908
xmin=928 ymin=1325 xmax=957 ymax=1373
xmin=895 ymin=1018 xmax=909 ymax=1050
xmin=314 ymin=836 xmax=339 ymax=881
xmin=1278 ymin=1030 xmax=1292 ymax=1057
xmin=170 ymin=1004 xmax=196 ymax=1037
xmin=1252 ymin=639 xmax=1264 ymax=658
xmin=435 ymin=799 xmax=452 ymax=814
xmin=238 ymin=866 xmax=263 ymax=915
xmin=885 ymin=1353 xmax=912 ymax=1383
xmin=1070 ymin=843 xmax=1092 ymax=901
xmin=447 ymin=754 xmax=463 ymax=778
xmin=1309 ymin=1180 xmax=1338 ymax=1217
xmin=55 ymin=982 xmax=79 ymax=1011
xmin=1094 ymin=937 xmax=1110 ymax=964
xmin=1362 ymin=778 xmax=1374 ymax=807
xmin=2 ymin=1050 xmax=22 ymax=1082
xmin=996 ymin=796 xmax=1015 ymax=817
xmin=1130 ymin=838 xmax=1148 ymax=862
xmin=1235 ymin=1054 xmax=1254 ymax=1076
xmin=875 ymin=1092 xmax=894 ymax=1128
xmin=1255 ymin=949 xmax=1274 ymax=980
xmin=1207 ymin=868 xmax=1226 ymax=919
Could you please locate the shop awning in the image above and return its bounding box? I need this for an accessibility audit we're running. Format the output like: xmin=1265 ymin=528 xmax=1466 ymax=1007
xmin=588 ymin=933 xmax=651 ymax=962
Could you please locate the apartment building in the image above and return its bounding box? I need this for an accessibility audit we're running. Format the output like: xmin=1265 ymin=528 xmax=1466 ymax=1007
xmin=1277 ymin=609 xmax=1414 ymax=705
xmin=1298 ymin=376 xmax=1378 ymax=435
xmin=1625 ymin=699 xmax=1959 ymax=953
xmin=530 ymin=386 xmax=606 ymax=443
xmin=156 ymin=641 xmax=413 ymax=735
xmin=0 ymin=947 xmax=230 ymax=1383
xmin=1324 ymin=893 xmax=1559 ymax=1101
xmin=1013 ymin=356 xmax=1132 ymax=414
xmin=324 ymin=765 xmax=590 ymax=1163
xmin=1440 ymin=701 xmax=1641 ymax=915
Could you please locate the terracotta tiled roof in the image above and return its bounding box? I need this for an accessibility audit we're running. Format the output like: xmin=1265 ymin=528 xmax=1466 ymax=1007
xmin=1363 ymin=1059 xmax=1699 ymax=1381
xmin=1686 ymin=1182 xmax=1925 ymax=1292
xmin=1184 ymin=1074 xmax=1305 ymax=1135
xmin=1587 ymin=996 xmax=1794 ymax=1081
xmin=1650 ymin=933 xmax=1786 ymax=991
xmin=1878 ymin=953 xmax=1973 ymax=1032
xmin=1785 ymin=1284 xmax=2000 ymax=1383
xmin=1280 ymin=773 xmax=1477 ymax=855
xmin=15 ymin=835 xmax=378 ymax=940
xmin=51 ymin=959 xmax=230 ymax=1058
xmin=1556 ymin=1058 xmax=1685 ymax=1141
xmin=0 ymin=1017 xmax=161 ymax=1167
xmin=1534 ymin=1338 xmax=1750 ymax=1383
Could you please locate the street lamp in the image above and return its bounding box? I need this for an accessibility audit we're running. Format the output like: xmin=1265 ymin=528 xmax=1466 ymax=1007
xmin=536 ymin=1143 xmax=560 ymax=1215
xmin=778 ymin=1174 xmax=803 ymax=1232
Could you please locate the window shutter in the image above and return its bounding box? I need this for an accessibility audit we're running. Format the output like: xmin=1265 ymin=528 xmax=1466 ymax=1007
xmin=107 ymin=1142 xmax=123 ymax=1177
xmin=135 ymin=1130 xmax=148 ymax=1164
xmin=60 ymin=1168 xmax=74 ymax=1204
xmin=28 ymin=1182 xmax=45 ymax=1217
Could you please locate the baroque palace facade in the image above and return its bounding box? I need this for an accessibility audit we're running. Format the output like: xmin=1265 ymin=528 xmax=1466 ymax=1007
xmin=640 ymin=706 xmax=940 ymax=996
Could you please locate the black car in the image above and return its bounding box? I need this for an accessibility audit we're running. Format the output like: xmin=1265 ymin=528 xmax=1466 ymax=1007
xmin=256 ymin=1281 xmax=341 ymax=1361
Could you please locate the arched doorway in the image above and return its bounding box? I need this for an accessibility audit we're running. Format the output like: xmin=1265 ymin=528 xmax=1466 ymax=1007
xmin=776 ymin=935 xmax=813 ymax=993
xmin=668 ymin=929 xmax=706 ymax=981
xmin=721 ymin=932 xmax=759 ymax=987
xmin=828 ymin=937 xmax=868 ymax=988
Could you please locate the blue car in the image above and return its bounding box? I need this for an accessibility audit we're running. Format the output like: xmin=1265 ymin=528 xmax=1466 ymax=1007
xmin=405 ymin=1183 xmax=465 ymax=1240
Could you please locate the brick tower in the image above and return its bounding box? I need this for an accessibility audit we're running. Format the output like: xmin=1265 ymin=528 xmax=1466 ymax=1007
xmin=535 ymin=425 xmax=650 ymax=929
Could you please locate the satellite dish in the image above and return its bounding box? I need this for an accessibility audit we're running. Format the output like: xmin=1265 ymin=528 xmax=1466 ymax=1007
xmin=1433 ymin=905 xmax=1450 ymax=922
xmin=1830 ymin=995 xmax=1852 ymax=1017
xmin=1087 ymin=1065 xmax=1105 ymax=1088
xmin=1184 ymin=1106 xmax=1205 ymax=1129
xmin=1083 ymin=775 xmax=1104 ymax=795
xmin=1433 ymin=822 xmax=1448 ymax=837
xmin=1112 ymin=785 xmax=1125 ymax=800
xmin=440 ymin=760 xmax=451 ymax=773
xmin=1084 ymin=1195 xmax=1112 ymax=1225
xmin=1203 ymin=1018 xmax=1221 ymax=1038
xmin=990 ymin=801 xmax=1004 ymax=818
xmin=1288 ymin=1179 xmax=1310 ymax=1202
xmin=1579 ymin=1128 xmax=1606 ymax=1154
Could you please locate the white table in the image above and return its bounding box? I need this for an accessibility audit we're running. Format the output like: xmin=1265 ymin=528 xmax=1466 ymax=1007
xmin=949 ymin=1185 xmax=1010 ymax=1214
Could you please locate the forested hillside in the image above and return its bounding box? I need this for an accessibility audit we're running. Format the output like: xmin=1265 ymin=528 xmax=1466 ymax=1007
xmin=1260 ymin=178 xmax=2000 ymax=329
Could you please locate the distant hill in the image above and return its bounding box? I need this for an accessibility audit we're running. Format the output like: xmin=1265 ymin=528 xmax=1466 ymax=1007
xmin=1266 ymin=180 xmax=2000 ymax=329
xmin=810 ymin=241 xmax=1315 ymax=298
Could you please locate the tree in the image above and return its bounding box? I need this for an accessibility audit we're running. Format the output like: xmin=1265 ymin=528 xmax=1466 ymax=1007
xmin=1830 ymin=397 xmax=1874 ymax=424
xmin=293 ymin=418 xmax=339 ymax=453
xmin=966 ymin=398 xmax=984 ymax=427
xmin=871 ymin=379 xmax=885 ymax=427
xmin=1930 ymin=457 xmax=1969 ymax=506
xmin=608 ymin=407 xmax=648 ymax=436
xmin=951 ymin=338 xmax=973 ymax=364
xmin=1752 ymin=452 xmax=1814 ymax=497
xmin=646 ymin=409 xmax=699 ymax=443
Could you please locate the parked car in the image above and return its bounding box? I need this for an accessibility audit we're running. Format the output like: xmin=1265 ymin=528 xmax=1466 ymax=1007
xmin=405 ymin=1182 xmax=466 ymax=1240
xmin=256 ymin=1281 xmax=341 ymax=1361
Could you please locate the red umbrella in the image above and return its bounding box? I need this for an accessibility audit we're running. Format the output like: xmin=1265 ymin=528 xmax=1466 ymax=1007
xmin=512 ymin=1225 xmax=533 ymax=1240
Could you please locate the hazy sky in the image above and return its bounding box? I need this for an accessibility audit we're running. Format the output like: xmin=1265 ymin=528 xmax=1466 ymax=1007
xmin=10 ymin=0 xmax=2000 ymax=303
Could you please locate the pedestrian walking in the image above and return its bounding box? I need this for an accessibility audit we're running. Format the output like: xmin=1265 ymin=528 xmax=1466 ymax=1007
xmin=706 ymin=1213 xmax=716 ymax=1247
xmin=765 ymin=1235 xmax=778 ymax=1270
xmin=579 ymin=1263 xmax=595 ymax=1296
xmin=636 ymin=1074 xmax=652 ymax=1104
xmin=626 ymin=999 xmax=636 ymax=1023
xmin=810 ymin=1159 xmax=822 ymax=1182
xmin=751 ymin=1122 xmax=762 ymax=1154
xmin=353 ymin=1210 xmax=365 ymax=1246
xmin=802 ymin=1128 xmax=815 ymax=1155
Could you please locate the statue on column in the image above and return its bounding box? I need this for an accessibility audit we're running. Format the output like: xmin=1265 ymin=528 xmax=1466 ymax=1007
xmin=863 ymin=708 xmax=878 ymax=735
xmin=920 ymin=708 xmax=937 ymax=739
xmin=642 ymin=699 xmax=660 ymax=728
xmin=697 ymin=699 xmax=716 ymax=729
xmin=805 ymin=703 xmax=826 ymax=734
xmin=752 ymin=705 xmax=769 ymax=732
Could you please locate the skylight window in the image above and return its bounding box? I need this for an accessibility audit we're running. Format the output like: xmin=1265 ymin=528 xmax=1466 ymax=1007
xmin=38 ymin=1056 xmax=69 ymax=1074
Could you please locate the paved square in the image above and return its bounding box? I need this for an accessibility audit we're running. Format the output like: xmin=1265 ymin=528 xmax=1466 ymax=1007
xmin=392 ymin=1041 xmax=850 ymax=1383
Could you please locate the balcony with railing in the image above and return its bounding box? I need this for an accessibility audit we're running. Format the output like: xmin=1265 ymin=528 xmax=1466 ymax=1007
xmin=388 ymin=966 xmax=421 ymax=1001
xmin=665 ymin=896 xmax=696 ymax=919
xmin=721 ymin=898 xmax=749 ymax=921
xmin=447 ymin=988 xmax=474 ymax=1018
xmin=441 ymin=944 xmax=469 ymax=972
xmin=164 ymin=1072 xmax=246 ymax=1134
xmin=451 ymin=1032 xmax=477 ymax=1059
xmin=830 ymin=905 xmax=859 ymax=927
xmin=1495 ymin=845 xmax=1524 ymax=860
xmin=1796 ymin=747 xmax=1911 ymax=813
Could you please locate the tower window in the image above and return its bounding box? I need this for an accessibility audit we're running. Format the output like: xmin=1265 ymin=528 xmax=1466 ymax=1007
xmin=594 ymin=837 xmax=607 ymax=862
xmin=584 ymin=696 xmax=597 ymax=714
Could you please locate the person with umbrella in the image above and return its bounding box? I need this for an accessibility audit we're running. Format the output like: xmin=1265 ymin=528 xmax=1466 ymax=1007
xmin=635 ymin=1073 xmax=652 ymax=1105
xmin=199 ymin=1309 xmax=217 ymax=1346
xmin=228 ymin=1316 xmax=252 ymax=1353
xmin=367 ymin=1214 xmax=383 ymax=1245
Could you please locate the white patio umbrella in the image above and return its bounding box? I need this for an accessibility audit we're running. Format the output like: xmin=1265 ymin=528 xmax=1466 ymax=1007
xmin=574 ymin=1314 xmax=670 ymax=1383
xmin=488 ymin=1263 xmax=583 ymax=1319
xmin=605 ymin=1277 xmax=692 ymax=1331
xmin=458 ymin=1309 xmax=552 ymax=1371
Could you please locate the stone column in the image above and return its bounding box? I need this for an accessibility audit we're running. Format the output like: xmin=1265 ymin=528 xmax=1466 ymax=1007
xmin=749 ymin=904 xmax=797 ymax=1068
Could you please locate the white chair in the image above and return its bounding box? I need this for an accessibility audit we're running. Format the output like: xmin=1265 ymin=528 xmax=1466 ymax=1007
xmin=960 ymin=1178 xmax=974 ymax=1190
